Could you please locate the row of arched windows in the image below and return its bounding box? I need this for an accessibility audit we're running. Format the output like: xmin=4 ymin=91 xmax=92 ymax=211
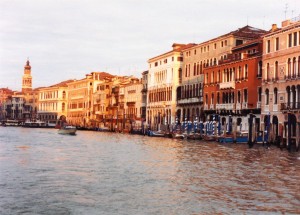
xmin=179 ymin=84 xmax=202 ymax=99
xmin=205 ymin=89 xmax=248 ymax=105
xmin=265 ymin=56 xmax=300 ymax=81
xmin=149 ymin=87 xmax=172 ymax=103
xmin=204 ymin=64 xmax=249 ymax=84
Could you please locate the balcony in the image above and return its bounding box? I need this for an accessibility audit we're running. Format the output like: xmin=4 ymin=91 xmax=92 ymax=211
xmin=273 ymin=104 xmax=279 ymax=112
xmin=264 ymin=105 xmax=269 ymax=112
xmin=242 ymin=102 xmax=248 ymax=109
xmin=204 ymin=104 xmax=208 ymax=110
xmin=236 ymin=103 xmax=241 ymax=110
xmin=177 ymin=97 xmax=203 ymax=105
xmin=257 ymin=102 xmax=261 ymax=109
xmin=281 ymin=102 xmax=300 ymax=111
xmin=216 ymin=103 xmax=234 ymax=110
xmin=209 ymin=104 xmax=214 ymax=110
xmin=219 ymin=81 xmax=235 ymax=89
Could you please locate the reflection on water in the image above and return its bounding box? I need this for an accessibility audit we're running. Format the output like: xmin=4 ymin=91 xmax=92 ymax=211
xmin=0 ymin=127 xmax=300 ymax=214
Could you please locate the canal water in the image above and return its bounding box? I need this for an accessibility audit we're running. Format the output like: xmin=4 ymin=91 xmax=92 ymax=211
xmin=0 ymin=127 xmax=299 ymax=214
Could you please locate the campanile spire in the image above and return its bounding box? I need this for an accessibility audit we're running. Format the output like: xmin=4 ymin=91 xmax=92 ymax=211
xmin=22 ymin=59 xmax=32 ymax=92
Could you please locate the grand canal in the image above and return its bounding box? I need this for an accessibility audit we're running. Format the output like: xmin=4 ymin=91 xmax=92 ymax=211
xmin=0 ymin=127 xmax=299 ymax=214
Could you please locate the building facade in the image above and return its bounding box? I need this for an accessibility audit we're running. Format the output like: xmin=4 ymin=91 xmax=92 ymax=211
xmin=147 ymin=43 xmax=195 ymax=130
xmin=67 ymin=72 xmax=112 ymax=127
xmin=203 ymin=38 xmax=264 ymax=133
xmin=37 ymin=80 xmax=74 ymax=124
xmin=261 ymin=17 xmax=300 ymax=147
xmin=177 ymin=26 xmax=267 ymax=125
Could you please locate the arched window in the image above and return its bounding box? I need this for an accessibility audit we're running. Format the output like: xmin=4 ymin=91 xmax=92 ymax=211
xmin=292 ymin=57 xmax=297 ymax=78
xmin=244 ymin=64 xmax=248 ymax=79
xmin=275 ymin=61 xmax=279 ymax=80
xmin=239 ymin=66 xmax=242 ymax=80
xmin=266 ymin=63 xmax=270 ymax=81
xmin=258 ymin=61 xmax=262 ymax=77
xmin=200 ymin=61 xmax=203 ymax=74
xmin=274 ymin=88 xmax=278 ymax=104
xmin=265 ymin=89 xmax=269 ymax=105
xmin=238 ymin=91 xmax=241 ymax=103
xmin=287 ymin=58 xmax=291 ymax=78
xmin=298 ymin=56 xmax=300 ymax=77
xmin=243 ymin=89 xmax=248 ymax=103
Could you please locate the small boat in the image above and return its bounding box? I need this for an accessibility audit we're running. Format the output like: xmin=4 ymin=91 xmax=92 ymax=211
xmin=58 ymin=125 xmax=77 ymax=135
xmin=23 ymin=120 xmax=48 ymax=128
xmin=172 ymin=132 xmax=186 ymax=139
xmin=218 ymin=135 xmax=234 ymax=143
xmin=236 ymin=132 xmax=249 ymax=143
xmin=98 ymin=126 xmax=110 ymax=132
xmin=201 ymin=134 xmax=216 ymax=141
xmin=187 ymin=132 xmax=202 ymax=140
xmin=148 ymin=130 xmax=165 ymax=137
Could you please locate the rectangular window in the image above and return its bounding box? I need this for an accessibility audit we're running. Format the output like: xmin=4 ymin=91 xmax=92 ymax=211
xmin=244 ymin=89 xmax=248 ymax=103
xmin=288 ymin=33 xmax=292 ymax=47
xmin=236 ymin=39 xmax=243 ymax=46
xmin=177 ymin=57 xmax=183 ymax=61
xmin=294 ymin=32 xmax=298 ymax=46
xmin=275 ymin=37 xmax=279 ymax=51
xmin=267 ymin=40 xmax=271 ymax=53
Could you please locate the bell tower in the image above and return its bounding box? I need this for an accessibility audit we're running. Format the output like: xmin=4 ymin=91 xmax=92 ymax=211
xmin=22 ymin=59 xmax=32 ymax=92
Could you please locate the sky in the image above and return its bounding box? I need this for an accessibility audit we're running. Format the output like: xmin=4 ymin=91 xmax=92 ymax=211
xmin=0 ymin=0 xmax=299 ymax=91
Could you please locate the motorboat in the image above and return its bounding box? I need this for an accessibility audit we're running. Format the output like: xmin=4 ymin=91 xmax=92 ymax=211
xmin=58 ymin=125 xmax=77 ymax=135
xmin=172 ymin=132 xmax=186 ymax=139
xmin=148 ymin=130 xmax=165 ymax=137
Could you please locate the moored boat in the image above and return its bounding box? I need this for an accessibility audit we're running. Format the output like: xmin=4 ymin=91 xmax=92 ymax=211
xmin=58 ymin=126 xmax=77 ymax=135
xmin=172 ymin=132 xmax=186 ymax=139
xmin=201 ymin=134 xmax=216 ymax=141
xmin=148 ymin=130 xmax=165 ymax=137
xmin=23 ymin=120 xmax=48 ymax=128
xmin=187 ymin=132 xmax=202 ymax=140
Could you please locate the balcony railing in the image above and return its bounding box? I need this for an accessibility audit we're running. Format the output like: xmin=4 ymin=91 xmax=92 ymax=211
xmin=209 ymin=104 xmax=214 ymax=110
xmin=204 ymin=104 xmax=208 ymax=110
xmin=236 ymin=103 xmax=241 ymax=110
xmin=216 ymin=103 xmax=234 ymax=110
xmin=177 ymin=97 xmax=203 ymax=105
xmin=242 ymin=102 xmax=248 ymax=109
xmin=273 ymin=104 xmax=278 ymax=111
xmin=264 ymin=105 xmax=269 ymax=112
xmin=257 ymin=102 xmax=261 ymax=109
xmin=219 ymin=81 xmax=235 ymax=89
xmin=281 ymin=102 xmax=300 ymax=110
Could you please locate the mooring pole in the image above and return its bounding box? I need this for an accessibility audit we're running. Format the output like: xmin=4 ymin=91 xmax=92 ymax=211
xmin=248 ymin=113 xmax=254 ymax=148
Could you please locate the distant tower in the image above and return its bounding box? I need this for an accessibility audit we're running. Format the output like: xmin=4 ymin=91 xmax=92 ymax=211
xmin=22 ymin=59 xmax=32 ymax=92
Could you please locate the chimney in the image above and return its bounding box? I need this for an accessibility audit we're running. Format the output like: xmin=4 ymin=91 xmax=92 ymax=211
xmin=271 ymin=24 xmax=277 ymax=31
xmin=282 ymin=20 xmax=290 ymax=27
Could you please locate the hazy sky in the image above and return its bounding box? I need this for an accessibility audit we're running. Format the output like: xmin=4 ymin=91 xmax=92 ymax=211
xmin=0 ymin=0 xmax=299 ymax=91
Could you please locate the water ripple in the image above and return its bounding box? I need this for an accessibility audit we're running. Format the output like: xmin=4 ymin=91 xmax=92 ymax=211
xmin=0 ymin=127 xmax=299 ymax=214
